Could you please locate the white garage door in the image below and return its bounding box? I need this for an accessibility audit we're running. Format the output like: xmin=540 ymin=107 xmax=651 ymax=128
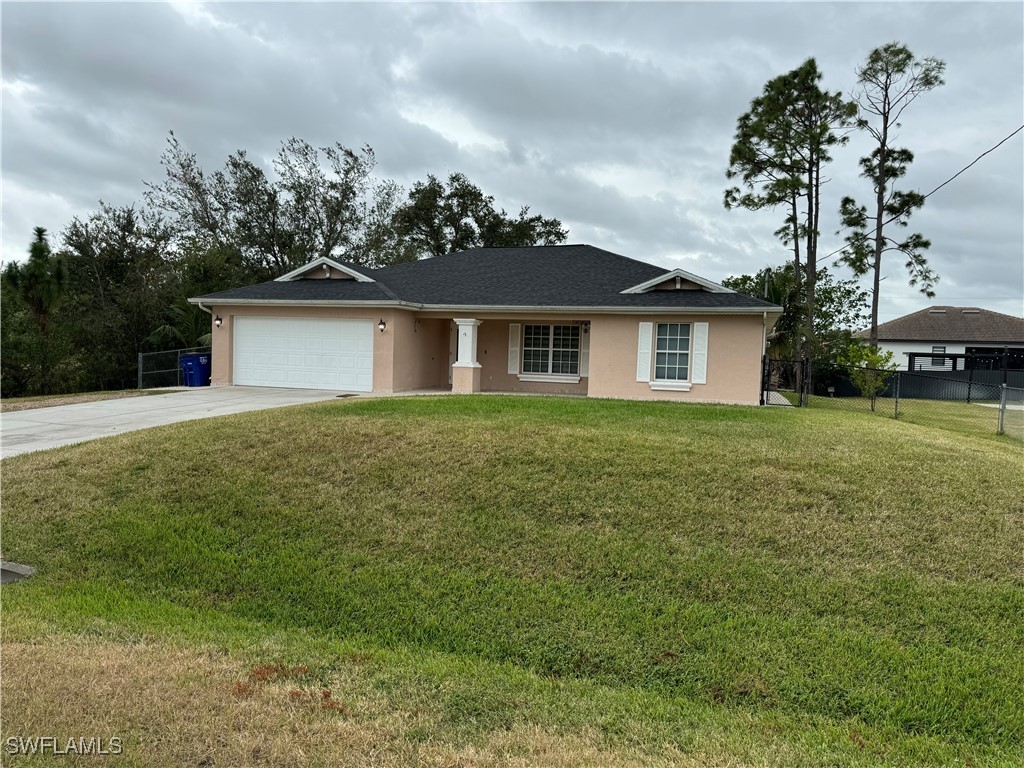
xmin=233 ymin=316 xmax=374 ymax=391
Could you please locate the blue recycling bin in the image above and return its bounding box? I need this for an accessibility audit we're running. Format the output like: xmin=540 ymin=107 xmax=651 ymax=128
xmin=180 ymin=353 xmax=211 ymax=387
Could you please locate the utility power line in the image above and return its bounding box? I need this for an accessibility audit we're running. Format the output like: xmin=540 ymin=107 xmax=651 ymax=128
xmin=820 ymin=123 xmax=1024 ymax=265
xmin=876 ymin=296 xmax=1024 ymax=300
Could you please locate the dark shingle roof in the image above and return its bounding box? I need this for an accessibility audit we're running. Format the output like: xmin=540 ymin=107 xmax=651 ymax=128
xmin=199 ymin=279 xmax=395 ymax=303
xmin=196 ymin=245 xmax=780 ymax=312
xmin=854 ymin=306 xmax=1024 ymax=343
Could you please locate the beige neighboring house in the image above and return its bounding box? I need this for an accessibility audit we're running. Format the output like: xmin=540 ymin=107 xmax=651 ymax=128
xmin=855 ymin=306 xmax=1024 ymax=371
xmin=189 ymin=245 xmax=782 ymax=404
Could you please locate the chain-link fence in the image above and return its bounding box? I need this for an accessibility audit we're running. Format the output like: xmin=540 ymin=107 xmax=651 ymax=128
xmin=138 ymin=346 xmax=211 ymax=390
xmin=762 ymin=357 xmax=1024 ymax=441
xmin=996 ymin=385 xmax=1024 ymax=440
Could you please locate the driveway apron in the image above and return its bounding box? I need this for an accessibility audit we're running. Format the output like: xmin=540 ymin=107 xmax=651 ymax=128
xmin=0 ymin=387 xmax=345 ymax=459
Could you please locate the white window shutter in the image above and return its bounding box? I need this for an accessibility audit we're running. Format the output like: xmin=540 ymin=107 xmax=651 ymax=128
xmin=636 ymin=322 xmax=653 ymax=382
xmin=508 ymin=323 xmax=521 ymax=374
xmin=692 ymin=322 xmax=708 ymax=384
xmin=580 ymin=328 xmax=590 ymax=377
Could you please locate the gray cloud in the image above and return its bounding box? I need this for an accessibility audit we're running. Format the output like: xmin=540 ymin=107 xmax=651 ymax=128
xmin=2 ymin=1 xmax=1021 ymax=322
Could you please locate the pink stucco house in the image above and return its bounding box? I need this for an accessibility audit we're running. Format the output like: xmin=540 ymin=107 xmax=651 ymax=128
xmin=189 ymin=245 xmax=782 ymax=404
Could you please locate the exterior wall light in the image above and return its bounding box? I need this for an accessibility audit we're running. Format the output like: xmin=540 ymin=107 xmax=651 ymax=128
xmin=378 ymin=318 xmax=387 ymax=332
xmin=214 ymin=315 xmax=223 ymax=328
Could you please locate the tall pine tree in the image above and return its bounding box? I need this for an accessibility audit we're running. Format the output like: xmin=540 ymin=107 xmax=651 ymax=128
xmin=726 ymin=59 xmax=857 ymax=358
xmin=1 ymin=228 xmax=70 ymax=393
xmin=838 ymin=43 xmax=945 ymax=346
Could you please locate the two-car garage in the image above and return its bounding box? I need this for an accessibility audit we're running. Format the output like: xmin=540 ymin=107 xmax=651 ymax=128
xmin=231 ymin=316 xmax=374 ymax=391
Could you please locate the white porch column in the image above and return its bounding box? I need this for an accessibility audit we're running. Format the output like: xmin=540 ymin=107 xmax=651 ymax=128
xmin=452 ymin=318 xmax=482 ymax=393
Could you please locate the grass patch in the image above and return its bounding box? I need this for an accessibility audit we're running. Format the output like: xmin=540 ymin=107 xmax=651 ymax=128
xmin=899 ymin=398 xmax=1024 ymax=442
xmin=2 ymin=395 xmax=1022 ymax=765
xmin=0 ymin=389 xmax=167 ymax=413
xmin=805 ymin=394 xmax=1023 ymax=442
xmin=5 ymin=634 xmax=696 ymax=767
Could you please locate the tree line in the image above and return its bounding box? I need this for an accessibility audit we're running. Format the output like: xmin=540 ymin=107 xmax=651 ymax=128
xmin=1 ymin=137 xmax=568 ymax=397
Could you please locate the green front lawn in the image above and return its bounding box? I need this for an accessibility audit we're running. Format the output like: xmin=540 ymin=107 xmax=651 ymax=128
xmin=2 ymin=396 xmax=1022 ymax=766
xmin=805 ymin=394 xmax=1024 ymax=442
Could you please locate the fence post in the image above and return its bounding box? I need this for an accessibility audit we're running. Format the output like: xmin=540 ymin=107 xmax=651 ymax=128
xmin=998 ymin=384 xmax=1007 ymax=435
xmin=894 ymin=372 xmax=900 ymax=419
xmin=807 ymin=357 xmax=813 ymax=407
xmin=760 ymin=355 xmax=766 ymax=406
xmin=137 ymin=352 xmax=144 ymax=390
xmin=966 ymin=365 xmax=974 ymax=403
xmin=801 ymin=358 xmax=809 ymax=407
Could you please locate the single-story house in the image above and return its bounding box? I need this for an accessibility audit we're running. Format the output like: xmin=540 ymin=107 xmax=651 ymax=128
xmin=854 ymin=306 xmax=1024 ymax=371
xmin=189 ymin=245 xmax=782 ymax=404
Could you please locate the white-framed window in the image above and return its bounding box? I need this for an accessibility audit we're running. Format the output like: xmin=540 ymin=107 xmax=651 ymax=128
xmin=654 ymin=322 xmax=691 ymax=381
xmin=637 ymin=321 xmax=707 ymax=389
xmin=931 ymin=345 xmax=946 ymax=367
xmin=522 ymin=324 xmax=580 ymax=375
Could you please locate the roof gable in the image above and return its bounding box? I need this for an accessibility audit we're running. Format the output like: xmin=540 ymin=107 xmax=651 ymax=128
xmin=620 ymin=268 xmax=734 ymax=295
xmin=274 ymin=256 xmax=375 ymax=283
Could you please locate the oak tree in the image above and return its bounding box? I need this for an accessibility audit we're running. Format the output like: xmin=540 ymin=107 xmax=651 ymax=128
xmin=394 ymin=172 xmax=567 ymax=259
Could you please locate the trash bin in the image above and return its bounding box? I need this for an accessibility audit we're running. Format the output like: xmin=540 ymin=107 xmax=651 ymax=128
xmin=180 ymin=353 xmax=211 ymax=387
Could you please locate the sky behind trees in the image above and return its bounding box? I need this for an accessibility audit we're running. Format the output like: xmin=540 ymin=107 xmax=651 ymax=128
xmin=3 ymin=1 xmax=1022 ymax=323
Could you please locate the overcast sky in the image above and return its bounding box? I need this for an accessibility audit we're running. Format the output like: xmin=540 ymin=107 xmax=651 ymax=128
xmin=3 ymin=1 xmax=1022 ymax=323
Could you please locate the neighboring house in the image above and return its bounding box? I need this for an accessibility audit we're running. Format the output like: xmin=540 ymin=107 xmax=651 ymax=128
xmin=189 ymin=245 xmax=782 ymax=404
xmin=854 ymin=306 xmax=1024 ymax=371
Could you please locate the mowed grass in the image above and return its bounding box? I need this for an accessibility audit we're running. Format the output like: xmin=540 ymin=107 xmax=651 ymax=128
xmin=805 ymin=393 xmax=1024 ymax=442
xmin=895 ymin=398 xmax=1024 ymax=442
xmin=2 ymin=396 xmax=1023 ymax=766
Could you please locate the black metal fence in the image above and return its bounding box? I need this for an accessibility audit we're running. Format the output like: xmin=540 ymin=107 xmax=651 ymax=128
xmin=762 ymin=357 xmax=1024 ymax=441
xmin=138 ymin=346 xmax=211 ymax=390
xmin=905 ymin=350 xmax=1024 ymax=373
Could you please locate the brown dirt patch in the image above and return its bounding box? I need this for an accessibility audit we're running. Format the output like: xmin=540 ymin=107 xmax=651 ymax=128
xmin=0 ymin=638 xmax=706 ymax=767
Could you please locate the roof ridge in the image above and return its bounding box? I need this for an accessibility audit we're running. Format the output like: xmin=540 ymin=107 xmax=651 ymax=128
xmin=434 ymin=243 xmax=676 ymax=276
xmin=876 ymin=305 xmax=1024 ymax=323
xmin=190 ymin=246 xmax=784 ymax=312
xmin=574 ymin=244 xmax=677 ymax=273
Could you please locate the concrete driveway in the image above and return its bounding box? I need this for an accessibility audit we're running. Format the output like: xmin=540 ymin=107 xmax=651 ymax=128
xmin=1 ymin=387 xmax=346 ymax=459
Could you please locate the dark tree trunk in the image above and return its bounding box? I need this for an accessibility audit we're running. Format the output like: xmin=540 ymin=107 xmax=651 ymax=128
xmin=869 ymin=102 xmax=890 ymax=348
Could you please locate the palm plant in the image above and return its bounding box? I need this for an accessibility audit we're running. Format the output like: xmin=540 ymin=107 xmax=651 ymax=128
xmin=146 ymin=299 xmax=212 ymax=350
